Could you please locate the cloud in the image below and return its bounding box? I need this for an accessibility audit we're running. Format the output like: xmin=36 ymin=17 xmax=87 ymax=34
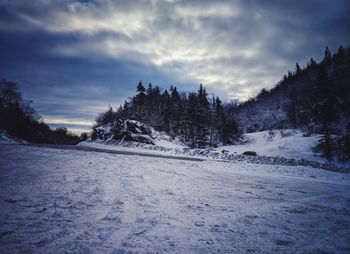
xmin=0 ymin=0 xmax=349 ymax=132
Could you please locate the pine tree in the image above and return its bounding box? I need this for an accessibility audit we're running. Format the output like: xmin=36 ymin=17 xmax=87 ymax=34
xmin=137 ymin=81 xmax=146 ymax=94
xmin=286 ymin=89 xmax=298 ymax=128
xmin=323 ymin=46 xmax=331 ymax=64
xmin=214 ymin=96 xmax=225 ymax=143
xmin=195 ymin=84 xmax=210 ymax=147
xmin=295 ymin=62 xmax=301 ymax=75
xmin=312 ymin=65 xmax=337 ymax=159
xmin=318 ymin=123 xmax=333 ymax=160
xmin=338 ymin=122 xmax=350 ymax=160
xmin=146 ymin=83 xmax=153 ymax=95
xmin=312 ymin=65 xmax=337 ymax=126
xmin=135 ymin=81 xmax=146 ymax=107
xmin=310 ymin=57 xmax=316 ymax=65
xmin=160 ymin=90 xmax=171 ymax=132
xmin=184 ymin=92 xmax=198 ymax=147
xmin=208 ymin=96 xmax=218 ymax=146
xmin=334 ymin=46 xmax=345 ymax=64
xmin=169 ymin=86 xmax=182 ymax=136
xmin=222 ymin=116 xmax=240 ymax=145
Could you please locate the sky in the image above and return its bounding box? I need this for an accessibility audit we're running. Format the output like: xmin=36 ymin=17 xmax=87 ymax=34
xmin=0 ymin=0 xmax=349 ymax=133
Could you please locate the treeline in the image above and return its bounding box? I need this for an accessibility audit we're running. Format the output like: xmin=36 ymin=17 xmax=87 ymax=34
xmin=239 ymin=45 xmax=350 ymax=160
xmin=287 ymin=46 xmax=350 ymax=160
xmin=0 ymin=80 xmax=82 ymax=144
xmin=95 ymin=45 xmax=350 ymax=159
xmin=95 ymin=84 xmax=240 ymax=148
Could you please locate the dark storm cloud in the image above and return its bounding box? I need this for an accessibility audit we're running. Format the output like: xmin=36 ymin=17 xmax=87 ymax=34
xmin=0 ymin=0 xmax=349 ymax=132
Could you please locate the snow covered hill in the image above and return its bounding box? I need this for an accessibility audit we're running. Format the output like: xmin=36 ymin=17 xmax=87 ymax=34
xmin=216 ymin=130 xmax=321 ymax=160
xmin=0 ymin=145 xmax=349 ymax=253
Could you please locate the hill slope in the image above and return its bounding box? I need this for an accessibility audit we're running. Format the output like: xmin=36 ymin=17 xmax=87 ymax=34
xmin=236 ymin=46 xmax=350 ymax=134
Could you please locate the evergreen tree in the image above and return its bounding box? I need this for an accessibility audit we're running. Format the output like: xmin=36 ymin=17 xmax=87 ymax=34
xmin=169 ymin=86 xmax=182 ymax=136
xmin=309 ymin=57 xmax=317 ymax=67
xmin=318 ymin=124 xmax=333 ymax=160
xmin=295 ymin=62 xmax=301 ymax=75
xmin=184 ymin=92 xmax=198 ymax=147
xmin=312 ymin=65 xmax=337 ymax=126
xmin=222 ymin=116 xmax=240 ymax=145
xmin=312 ymin=65 xmax=337 ymax=159
xmin=135 ymin=81 xmax=146 ymax=106
xmin=323 ymin=46 xmax=331 ymax=64
xmin=146 ymin=83 xmax=153 ymax=95
xmin=208 ymin=97 xmax=216 ymax=146
xmin=214 ymin=96 xmax=225 ymax=143
xmin=338 ymin=122 xmax=350 ymax=160
xmin=195 ymin=84 xmax=210 ymax=147
xmin=334 ymin=46 xmax=345 ymax=64
xmin=160 ymin=90 xmax=171 ymax=132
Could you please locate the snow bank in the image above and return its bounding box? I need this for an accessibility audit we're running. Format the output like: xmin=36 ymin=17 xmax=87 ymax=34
xmin=216 ymin=130 xmax=317 ymax=158
xmin=0 ymin=129 xmax=28 ymax=144
xmin=80 ymin=129 xmax=350 ymax=172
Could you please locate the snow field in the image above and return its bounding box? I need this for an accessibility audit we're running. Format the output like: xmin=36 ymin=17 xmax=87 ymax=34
xmin=0 ymin=145 xmax=349 ymax=253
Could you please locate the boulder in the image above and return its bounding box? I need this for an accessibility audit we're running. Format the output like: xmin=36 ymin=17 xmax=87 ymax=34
xmin=242 ymin=151 xmax=257 ymax=156
xmin=92 ymin=119 xmax=155 ymax=145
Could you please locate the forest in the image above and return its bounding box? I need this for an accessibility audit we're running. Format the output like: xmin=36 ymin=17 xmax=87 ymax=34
xmin=94 ymin=45 xmax=350 ymax=160
xmin=0 ymin=80 xmax=82 ymax=144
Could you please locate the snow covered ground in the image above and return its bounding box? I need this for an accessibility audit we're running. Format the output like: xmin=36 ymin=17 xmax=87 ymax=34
xmin=216 ymin=130 xmax=323 ymax=161
xmin=79 ymin=129 xmax=350 ymax=172
xmin=1 ymin=145 xmax=349 ymax=253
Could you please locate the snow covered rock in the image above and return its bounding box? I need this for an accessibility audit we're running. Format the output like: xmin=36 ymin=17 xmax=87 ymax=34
xmin=92 ymin=120 xmax=170 ymax=145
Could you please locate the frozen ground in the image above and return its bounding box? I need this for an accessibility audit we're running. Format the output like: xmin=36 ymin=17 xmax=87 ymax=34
xmin=0 ymin=145 xmax=350 ymax=253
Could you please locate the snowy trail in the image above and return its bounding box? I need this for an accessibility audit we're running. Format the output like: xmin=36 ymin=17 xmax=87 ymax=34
xmin=0 ymin=145 xmax=350 ymax=253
